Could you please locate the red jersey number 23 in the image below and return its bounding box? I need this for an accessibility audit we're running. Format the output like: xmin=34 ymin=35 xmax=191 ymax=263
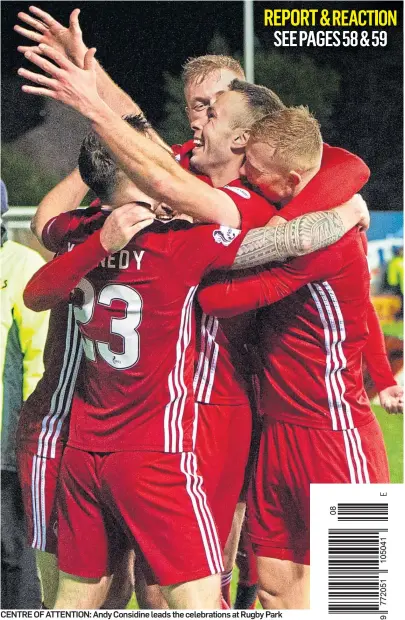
xmin=73 ymin=277 xmax=142 ymax=370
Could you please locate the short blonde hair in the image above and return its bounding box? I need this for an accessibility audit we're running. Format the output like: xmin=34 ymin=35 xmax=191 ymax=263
xmin=182 ymin=55 xmax=245 ymax=87
xmin=249 ymin=106 xmax=322 ymax=172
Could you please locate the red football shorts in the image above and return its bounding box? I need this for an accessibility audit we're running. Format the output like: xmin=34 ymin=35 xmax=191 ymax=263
xmin=17 ymin=441 xmax=64 ymax=554
xmin=57 ymin=446 xmax=224 ymax=584
xmin=248 ymin=417 xmax=390 ymax=565
xmin=196 ymin=402 xmax=252 ymax=547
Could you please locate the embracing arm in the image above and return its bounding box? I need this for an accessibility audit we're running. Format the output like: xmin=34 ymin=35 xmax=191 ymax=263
xmin=199 ymin=248 xmax=339 ymax=318
xmin=15 ymin=6 xmax=171 ymax=152
xmin=230 ymin=197 xmax=367 ymax=270
xmin=24 ymin=230 xmax=109 ymax=312
xmin=24 ymin=204 xmax=154 ymax=312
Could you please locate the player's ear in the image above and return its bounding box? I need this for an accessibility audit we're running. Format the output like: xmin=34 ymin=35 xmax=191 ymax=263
xmin=288 ymin=170 xmax=302 ymax=188
xmin=232 ymin=128 xmax=250 ymax=148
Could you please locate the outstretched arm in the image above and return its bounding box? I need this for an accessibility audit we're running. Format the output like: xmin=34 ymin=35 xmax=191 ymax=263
xmin=17 ymin=46 xmax=370 ymax=236
xmin=15 ymin=5 xmax=171 ymax=152
xmin=18 ymin=44 xmax=247 ymax=228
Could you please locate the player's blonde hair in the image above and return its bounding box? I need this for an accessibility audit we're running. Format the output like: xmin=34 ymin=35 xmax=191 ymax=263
xmin=249 ymin=106 xmax=323 ymax=172
xmin=182 ymin=55 xmax=245 ymax=86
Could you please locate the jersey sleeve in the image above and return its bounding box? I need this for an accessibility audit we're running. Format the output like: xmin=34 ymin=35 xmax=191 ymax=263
xmin=363 ymin=301 xmax=397 ymax=393
xmin=41 ymin=206 xmax=104 ymax=252
xmin=172 ymin=140 xmax=195 ymax=170
xmin=198 ymin=248 xmax=342 ymax=318
xmin=41 ymin=211 xmax=79 ymax=252
xmin=24 ymin=230 xmax=109 ymax=312
xmin=218 ymin=186 xmax=277 ymax=229
xmin=170 ymin=222 xmax=247 ymax=280
xmin=281 ymin=144 xmax=371 ymax=222
xmin=358 ymin=232 xmax=396 ymax=391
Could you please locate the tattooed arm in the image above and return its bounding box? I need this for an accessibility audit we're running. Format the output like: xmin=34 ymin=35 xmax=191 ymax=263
xmin=230 ymin=195 xmax=368 ymax=270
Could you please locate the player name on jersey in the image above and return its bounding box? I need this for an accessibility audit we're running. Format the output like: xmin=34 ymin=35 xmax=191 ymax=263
xmin=68 ymin=242 xmax=145 ymax=270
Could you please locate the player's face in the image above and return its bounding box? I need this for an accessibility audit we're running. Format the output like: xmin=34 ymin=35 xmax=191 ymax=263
xmin=185 ymin=69 xmax=241 ymax=134
xmin=190 ymin=91 xmax=246 ymax=173
xmin=243 ymin=141 xmax=295 ymax=203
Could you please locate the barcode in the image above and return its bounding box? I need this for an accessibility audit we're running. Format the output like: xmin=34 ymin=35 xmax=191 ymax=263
xmin=338 ymin=503 xmax=388 ymax=521
xmin=311 ymin=485 xmax=402 ymax=619
xmin=328 ymin=528 xmax=388 ymax=615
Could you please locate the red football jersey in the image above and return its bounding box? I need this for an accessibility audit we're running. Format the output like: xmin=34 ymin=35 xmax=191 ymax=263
xmin=16 ymin=302 xmax=83 ymax=455
xmin=193 ymin=179 xmax=276 ymax=405
xmin=172 ymin=140 xmax=194 ymax=166
xmin=199 ymin=228 xmax=375 ymax=430
xmin=173 ymin=140 xmax=370 ymax=406
xmin=41 ymin=208 xmax=245 ymax=453
xmin=173 ymin=141 xmax=273 ymax=405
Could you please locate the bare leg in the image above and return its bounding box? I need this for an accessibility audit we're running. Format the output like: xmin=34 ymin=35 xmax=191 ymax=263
xmin=221 ymin=501 xmax=246 ymax=605
xmin=223 ymin=501 xmax=246 ymax=571
xmin=161 ymin=574 xmax=221 ymax=609
xmin=35 ymin=550 xmax=59 ymax=609
xmin=134 ymin=559 xmax=168 ymax=609
xmin=54 ymin=570 xmax=112 ymax=609
xmin=103 ymin=550 xmax=135 ymax=609
xmin=257 ymin=556 xmax=310 ymax=609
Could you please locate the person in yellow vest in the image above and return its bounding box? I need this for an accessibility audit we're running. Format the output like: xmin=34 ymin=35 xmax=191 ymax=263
xmin=387 ymin=246 xmax=403 ymax=320
xmin=1 ymin=179 xmax=49 ymax=608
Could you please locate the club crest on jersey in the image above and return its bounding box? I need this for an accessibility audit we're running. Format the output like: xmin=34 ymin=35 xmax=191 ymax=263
xmin=213 ymin=226 xmax=241 ymax=246
xmin=223 ymin=185 xmax=251 ymax=199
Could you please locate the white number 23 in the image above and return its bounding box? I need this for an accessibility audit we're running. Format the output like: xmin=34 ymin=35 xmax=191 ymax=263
xmin=73 ymin=278 xmax=142 ymax=370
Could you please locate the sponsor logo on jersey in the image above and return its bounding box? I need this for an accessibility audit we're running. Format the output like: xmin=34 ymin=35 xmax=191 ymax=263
xmin=213 ymin=226 xmax=241 ymax=246
xmin=223 ymin=185 xmax=251 ymax=199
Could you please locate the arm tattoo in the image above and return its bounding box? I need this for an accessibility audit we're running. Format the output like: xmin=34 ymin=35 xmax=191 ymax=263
xmin=231 ymin=210 xmax=346 ymax=270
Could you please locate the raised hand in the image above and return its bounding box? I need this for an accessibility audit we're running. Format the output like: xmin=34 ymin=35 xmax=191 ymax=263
xmin=18 ymin=44 xmax=102 ymax=118
xmin=15 ymin=6 xmax=87 ymax=67
xmin=378 ymin=384 xmax=404 ymax=415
